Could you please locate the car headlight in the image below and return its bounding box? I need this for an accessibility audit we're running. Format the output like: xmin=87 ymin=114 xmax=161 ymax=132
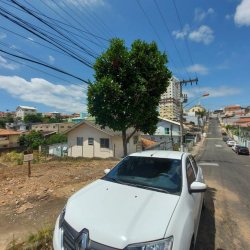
xmin=59 ymin=207 xmax=66 ymax=228
xmin=126 ymin=237 xmax=173 ymax=250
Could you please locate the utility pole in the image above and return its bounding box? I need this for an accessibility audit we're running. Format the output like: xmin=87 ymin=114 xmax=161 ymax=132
xmin=178 ymin=78 xmax=198 ymax=152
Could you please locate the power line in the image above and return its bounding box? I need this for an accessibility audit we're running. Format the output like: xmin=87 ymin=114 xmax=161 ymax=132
xmin=171 ymin=0 xmax=197 ymax=78
xmin=0 ymin=6 xmax=94 ymax=67
xmin=10 ymin=0 xmax=98 ymax=60
xmin=56 ymin=0 xmax=113 ymax=41
xmin=153 ymin=0 xmax=190 ymax=79
xmin=2 ymin=54 xmax=87 ymax=90
xmin=39 ymin=0 xmax=108 ymax=47
xmin=136 ymin=0 xmax=185 ymax=79
xmin=0 ymin=48 xmax=88 ymax=83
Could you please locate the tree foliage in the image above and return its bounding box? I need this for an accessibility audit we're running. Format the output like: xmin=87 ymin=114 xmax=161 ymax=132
xmin=24 ymin=113 xmax=43 ymax=123
xmin=88 ymin=38 xmax=172 ymax=155
xmin=19 ymin=131 xmax=44 ymax=150
xmin=19 ymin=131 xmax=67 ymax=150
xmin=0 ymin=114 xmax=14 ymax=128
xmin=45 ymin=133 xmax=67 ymax=145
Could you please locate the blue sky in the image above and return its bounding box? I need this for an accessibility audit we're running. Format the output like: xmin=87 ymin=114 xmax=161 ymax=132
xmin=0 ymin=0 xmax=250 ymax=113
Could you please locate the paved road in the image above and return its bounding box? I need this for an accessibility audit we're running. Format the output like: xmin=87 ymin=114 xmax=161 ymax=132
xmin=196 ymin=118 xmax=250 ymax=250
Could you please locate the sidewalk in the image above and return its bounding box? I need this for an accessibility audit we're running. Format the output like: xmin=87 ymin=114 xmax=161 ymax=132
xmin=191 ymin=136 xmax=206 ymax=159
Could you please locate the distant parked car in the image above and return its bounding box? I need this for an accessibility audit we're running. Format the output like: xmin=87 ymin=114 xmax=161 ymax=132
xmin=227 ymin=140 xmax=236 ymax=147
xmin=236 ymin=146 xmax=249 ymax=155
xmin=222 ymin=136 xmax=229 ymax=142
xmin=232 ymin=144 xmax=240 ymax=152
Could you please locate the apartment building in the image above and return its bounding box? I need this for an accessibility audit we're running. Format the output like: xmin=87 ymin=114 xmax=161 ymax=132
xmin=16 ymin=106 xmax=37 ymax=120
xmin=159 ymin=77 xmax=180 ymax=121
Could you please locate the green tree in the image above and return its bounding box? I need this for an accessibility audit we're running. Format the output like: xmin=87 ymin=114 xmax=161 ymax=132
xmin=45 ymin=133 xmax=67 ymax=145
xmin=24 ymin=113 xmax=43 ymax=123
xmin=19 ymin=131 xmax=44 ymax=149
xmin=88 ymin=39 xmax=172 ymax=156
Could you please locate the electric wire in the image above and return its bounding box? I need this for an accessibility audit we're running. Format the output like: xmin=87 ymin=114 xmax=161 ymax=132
xmin=2 ymin=54 xmax=88 ymax=91
xmin=171 ymin=0 xmax=197 ymax=78
xmin=0 ymin=48 xmax=88 ymax=83
xmin=136 ymin=0 xmax=185 ymax=79
xmin=153 ymin=0 xmax=191 ymax=79
xmin=10 ymin=0 xmax=98 ymax=60
xmin=0 ymin=6 xmax=94 ymax=67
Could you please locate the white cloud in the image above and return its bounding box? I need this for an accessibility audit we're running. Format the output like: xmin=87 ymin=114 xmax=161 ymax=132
xmin=183 ymin=86 xmax=241 ymax=98
xmin=186 ymin=64 xmax=209 ymax=75
xmin=173 ymin=25 xmax=214 ymax=45
xmin=188 ymin=25 xmax=214 ymax=45
xmin=0 ymin=56 xmax=19 ymax=70
xmin=0 ymin=32 xmax=6 ymax=39
xmin=0 ymin=75 xmax=87 ymax=113
xmin=48 ymin=55 xmax=55 ymax=64
xmin=234 ymin=0 xmax=250 ymax=26
xmin=194 ymin=8 xmax=215 ymax=22
xmin=172 ymin=25 xmax=190 ymax=39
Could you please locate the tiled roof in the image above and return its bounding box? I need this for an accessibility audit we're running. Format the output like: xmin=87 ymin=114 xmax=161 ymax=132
xmin=0 ymin=129 xmax=22 ymax=136
xmin=64 ymin=119 xmax=137 ymax=136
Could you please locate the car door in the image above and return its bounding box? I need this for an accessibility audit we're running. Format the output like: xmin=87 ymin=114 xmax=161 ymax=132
xmin=186 ymin=157 xmax=201 ymax=236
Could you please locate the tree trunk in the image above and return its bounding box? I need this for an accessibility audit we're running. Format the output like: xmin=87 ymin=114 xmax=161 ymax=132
xmin=122 ymin=129 xmax=128 ymax=157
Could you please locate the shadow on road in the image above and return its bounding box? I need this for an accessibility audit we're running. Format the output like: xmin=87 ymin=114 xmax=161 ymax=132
xmin=196 ymin=187 xmax=218 ymax=250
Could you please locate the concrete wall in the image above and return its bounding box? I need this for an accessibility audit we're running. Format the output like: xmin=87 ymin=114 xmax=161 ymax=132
xmin=32 ymin=122 xmax=74 ymax=133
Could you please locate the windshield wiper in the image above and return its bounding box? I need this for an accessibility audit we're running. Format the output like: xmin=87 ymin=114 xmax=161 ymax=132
xmin=103 ymin=176 xmax=125 ymax=184
xmin=137 ymin=185 xmax=170 ymax=194
xmin=116 ymin=181 xmax=170 ymax=194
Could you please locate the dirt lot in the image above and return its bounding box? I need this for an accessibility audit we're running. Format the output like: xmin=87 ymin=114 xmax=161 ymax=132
xmin=0 ymin=158 xmax=119 ymax=250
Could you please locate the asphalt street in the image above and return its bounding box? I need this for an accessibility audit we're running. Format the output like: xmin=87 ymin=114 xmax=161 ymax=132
xmin=195 ymin=118 xmax=250 ymax=250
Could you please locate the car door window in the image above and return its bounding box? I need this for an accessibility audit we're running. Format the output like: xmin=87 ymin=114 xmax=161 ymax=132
xmin=189 ymin=156 xmax=198 ymax=176
xmin=186 ymin=158 xmax=196 ymax=187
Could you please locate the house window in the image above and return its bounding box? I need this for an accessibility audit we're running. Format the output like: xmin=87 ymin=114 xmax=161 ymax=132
xmin=60 ymin=126 xmax=64 ymax=128
xmin=77 ymin=137 xmax=83 ymax=146
xmin=133 ymin=136 xmax=138 ymax=144
xmin=88 ymin=138 xmax=94 ymax=145
xmin=100 ymin=138 xmax=109 ymax=148
xmin=165 ymin=128 xmax=170 ymax=135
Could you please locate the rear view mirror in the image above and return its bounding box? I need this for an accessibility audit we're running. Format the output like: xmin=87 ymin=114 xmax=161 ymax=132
xmin=190 ymin=181 xmax=207 ymax=193
xmin=104 ymin=168 xmax=110 ymax=174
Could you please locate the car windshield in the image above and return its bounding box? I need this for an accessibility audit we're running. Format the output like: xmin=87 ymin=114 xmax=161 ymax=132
xmin=103 ymin=156 xmax=182 ymax=195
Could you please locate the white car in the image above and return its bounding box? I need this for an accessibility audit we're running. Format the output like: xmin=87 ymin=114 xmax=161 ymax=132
xmin=53 ymin=151 xmax=206 ymax=250
xmin=227 ymin=140 xmax=236 ymax=147
xmin=232 ymin=144 xmax=240 ymax=152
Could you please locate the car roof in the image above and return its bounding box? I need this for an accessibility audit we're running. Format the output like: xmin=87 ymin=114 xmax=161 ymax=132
xmin=129 ymin=150 xmax=186 ymax=160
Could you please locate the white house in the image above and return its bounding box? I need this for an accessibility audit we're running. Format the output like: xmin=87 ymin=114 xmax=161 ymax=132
xmin=16 ymin=106 xmax=37 ymax=120
xmin=143 ymin=117 xmax=180 ymax=149
xmin=65 ymin=120 xmax=140 ymax=158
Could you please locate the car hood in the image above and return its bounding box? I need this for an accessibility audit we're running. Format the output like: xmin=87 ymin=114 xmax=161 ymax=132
xmin=65 ymin=179 xmax=179 ymax=249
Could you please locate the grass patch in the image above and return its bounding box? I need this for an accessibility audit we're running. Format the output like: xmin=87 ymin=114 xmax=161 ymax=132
xmin=7 ymin=225 xmax=53 ymax=250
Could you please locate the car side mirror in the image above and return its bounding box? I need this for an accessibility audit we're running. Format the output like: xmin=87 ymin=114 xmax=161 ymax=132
xmin=104 ymin=168 xmax=110 ymax=174
xmin=190 ymin=181 xmax=207 ymax=193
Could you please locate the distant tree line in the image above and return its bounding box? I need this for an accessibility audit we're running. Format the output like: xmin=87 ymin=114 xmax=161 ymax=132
xmin=24 ymin=113 xmax=63 ymax=124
